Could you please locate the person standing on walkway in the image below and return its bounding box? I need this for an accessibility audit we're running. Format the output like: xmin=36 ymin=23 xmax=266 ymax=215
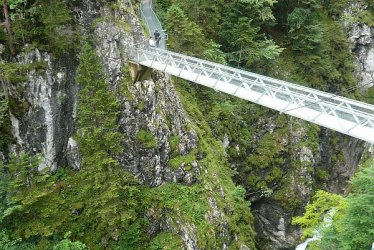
xmin=149 ymin=38 xmax=155 ymax=47
xmin=154 ymin=30 xmax=161 ymax=47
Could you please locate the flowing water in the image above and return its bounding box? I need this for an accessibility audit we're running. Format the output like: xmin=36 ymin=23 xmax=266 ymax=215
xmin=294 ymin=209 xmax=336 ymax=250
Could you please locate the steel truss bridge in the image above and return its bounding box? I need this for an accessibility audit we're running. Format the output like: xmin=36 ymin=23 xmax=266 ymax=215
xmin=130 ymin=0 xmax=374 ymax=144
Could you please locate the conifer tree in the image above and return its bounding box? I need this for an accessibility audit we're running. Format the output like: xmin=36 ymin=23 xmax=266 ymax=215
xmin=0 ymin=152 xmax=67 ymax=239
xmin=164 ymin=4 xmax=206 ymax=56
xmin=74 ymin=44 xmax=142 ymax=245
xmin=336 ymin=159 xmax=374 ymax=249
xmin=76 ymin=43 xmax=123 ymax=160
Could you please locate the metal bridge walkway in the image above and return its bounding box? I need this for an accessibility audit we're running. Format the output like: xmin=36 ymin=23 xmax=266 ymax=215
xmin=141 ymin=0 xmax=166 ymax=49
xmin=133 ymin=1 xmax=374 ymax=144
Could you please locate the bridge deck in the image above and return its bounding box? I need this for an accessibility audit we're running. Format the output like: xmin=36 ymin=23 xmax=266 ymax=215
xmin=141 ymin=0 xmax=166 ymax=49
xmin=134 ymin=1 xmax=374 ymax=144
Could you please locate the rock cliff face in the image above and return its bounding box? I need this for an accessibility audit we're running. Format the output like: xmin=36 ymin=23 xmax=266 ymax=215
xmin=321 ymin=134 xmax=366 ymax=194
xmin=350 ymin=22 xmax=374 ymax=88
xmin=6 ymin=0 xmax=200 ymax=186
xmin=2 ymin=0 xmax=250 ymax=248
xmin=251 ymin=117 xmax=368 ymax=247
xmin=118 ymin=74 xmax=200 ymax=186
xmin=2 ymin=0 xmax=372 ymax=249
xmin=251 ymin=15 xmax=373 ymax=250
xmin=82 ymin=0 xmax=200 ymax=186
xmin=250 ymin=119 xmax=316 ymax=249
xmin=7 ymin=48 xmax=77 ymax=172
xmin=88 ymin=5 xmax=245 ymax=248
xmin=328 ymin=5 xmax=374 ymax=194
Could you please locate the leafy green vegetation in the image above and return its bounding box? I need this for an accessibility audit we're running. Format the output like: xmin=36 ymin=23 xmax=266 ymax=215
xmin=152 ymin=2 xmax=374 ymax=249
xmin=292 ymin=158 xmax=374 ymax=250
xmin=0 ymin=62 xmax=41 ymax=85
xmin=0 ymin=92 xmax=14 ymax=154
xmin=52 ymin=232 xmax=88 ymax=250
xmin=292 ymin=190 xmax=346 ymax=239
xmin=155 ymin=0 xmax=364 ymax=210
xmin=0 ymin=93 xmax=7 ymax=126
xmin=0 ymin=0 xmax=373 ymax=249
xmin=168 ymin=149 xmax=196 ymax=170
xmin=156 ymin=0 xmax=282 ymax=68
xmin=149 ymin=232 xmax=183 ymax=250
xmin=0 ymin=61 xmax=47 ymax=120
xmin=1 ymin=153 xmax=63 ymax=240
xmin=319 ymin=158 xmax=374 ymax=249
xmin=173 ymin=78 xmax=257 ymax=248
xmin=137 ymin=129 xmax=158 ymax=148
xmin=0 ymin=44 xmax=144 ymax=249
xmin=1 ymin=0 xmax=78 ymax=56
xmin=169 ymin=135 xmax=180 ymax=155
xmin=65 ymin=44 xmax=145 ymax=247
xmin=364 ymin=86 xmax=374 ymax=104
xmin=0 ymin=40 xmax=256 ymax=249
xmin=0 ymin=230 xmax=35 ymax=250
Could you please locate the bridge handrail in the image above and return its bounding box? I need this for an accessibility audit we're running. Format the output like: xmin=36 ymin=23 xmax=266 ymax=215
xmin=150 ymin=48 xmax=374 ymax=114
xmin=140 ymin=0 xmax=166 ymax=42
xmin=140 ymin=3 xmax=150 ymax=36
xmin=149 ymin=0 xmax=164 ymax=35
xmin=131 ymin=47 xmax=374 ymax=122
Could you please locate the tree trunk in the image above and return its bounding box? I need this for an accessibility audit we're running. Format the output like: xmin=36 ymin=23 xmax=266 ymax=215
xmin=2 ymin=0 xmax=16 ymax=56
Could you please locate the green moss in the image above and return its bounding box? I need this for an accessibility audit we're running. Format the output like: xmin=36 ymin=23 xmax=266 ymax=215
xmin=116 ymin=19 xmax=132 ymax=33
xmin=169 ymin=135 xmax=180 ymax=156
xmin=307 ymin=241 xmax=321 ymax=250
xmin=246 ymin=175 xmax=261 ymax=189
xmin=147 ymin=183 xmax=209 ymax=230
xmin=121 ymin=85 xmax=134 ymax=101
xmin=168 ymin=149 xmax=196 ymax=170
xmin=273 ymin=177 xmax=305 ymax=211
xmin=137 ymin=101 xmax=145 ymax=111
xmin=110 ymin=1 xmax=122 ymax=11
xmin=71 ymin=202 xmax=84 ymax=210
xmin=0 ymin=61 xmax=47 ymax=85
xmin=8 ymin=97 xmax=30 ymax=119
xmin=114 ymin=218 xmax=150 ymax=249
xmin=172 ymin=78 xmax=256 ymax=248
xmin=315 ymin=167 xmax=329 ymax=181
xmin=359 ymin=10 xmax=374 ymax=26
xmin=137 ymin=129 xmax=157 ymax=149
xmin=149 ymin=232 xmax=183 ymax=250
xmin=292 ymin=190 xmax=346 ymax=239
xmin=164 ymin=113 xmax=173 ymax=130
xmin=92 ymin=17 xmax=105 ymax=28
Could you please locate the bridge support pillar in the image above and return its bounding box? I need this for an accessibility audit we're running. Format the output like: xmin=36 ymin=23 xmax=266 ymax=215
xmin=129 ymin=62 xmax=153 ymax=82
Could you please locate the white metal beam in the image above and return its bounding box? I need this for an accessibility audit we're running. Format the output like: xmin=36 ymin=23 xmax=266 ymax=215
xmin=129 ymin=46 xmax=374 ymax=144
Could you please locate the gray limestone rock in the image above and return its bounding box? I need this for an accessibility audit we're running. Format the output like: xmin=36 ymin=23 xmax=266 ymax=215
xmin=349 ymin=22 xmax=374 ymax=88
xmin=0 ymin=0 xmax=243 ymax=249
xmin=7 ymin=49 xmax=77 ymax=172
xmin=9 ymin=0 xmax=372 ymax=249
xmin=171 ymin=218 xmax=198 ymax=250
xmin=82 ymin=1 xmax=201 ymax=186
xmin=117 ymin=75 xmax=199 ymax=186
xmin=252 ymin=8 xmax=373 ymax=248
xmin=253 ymin=201 xmax=301 ymax=249
xmin=320 ymin=131 xmax=366 ymax=194
xmin=66 ymin=137 xmax=81 ymax=170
